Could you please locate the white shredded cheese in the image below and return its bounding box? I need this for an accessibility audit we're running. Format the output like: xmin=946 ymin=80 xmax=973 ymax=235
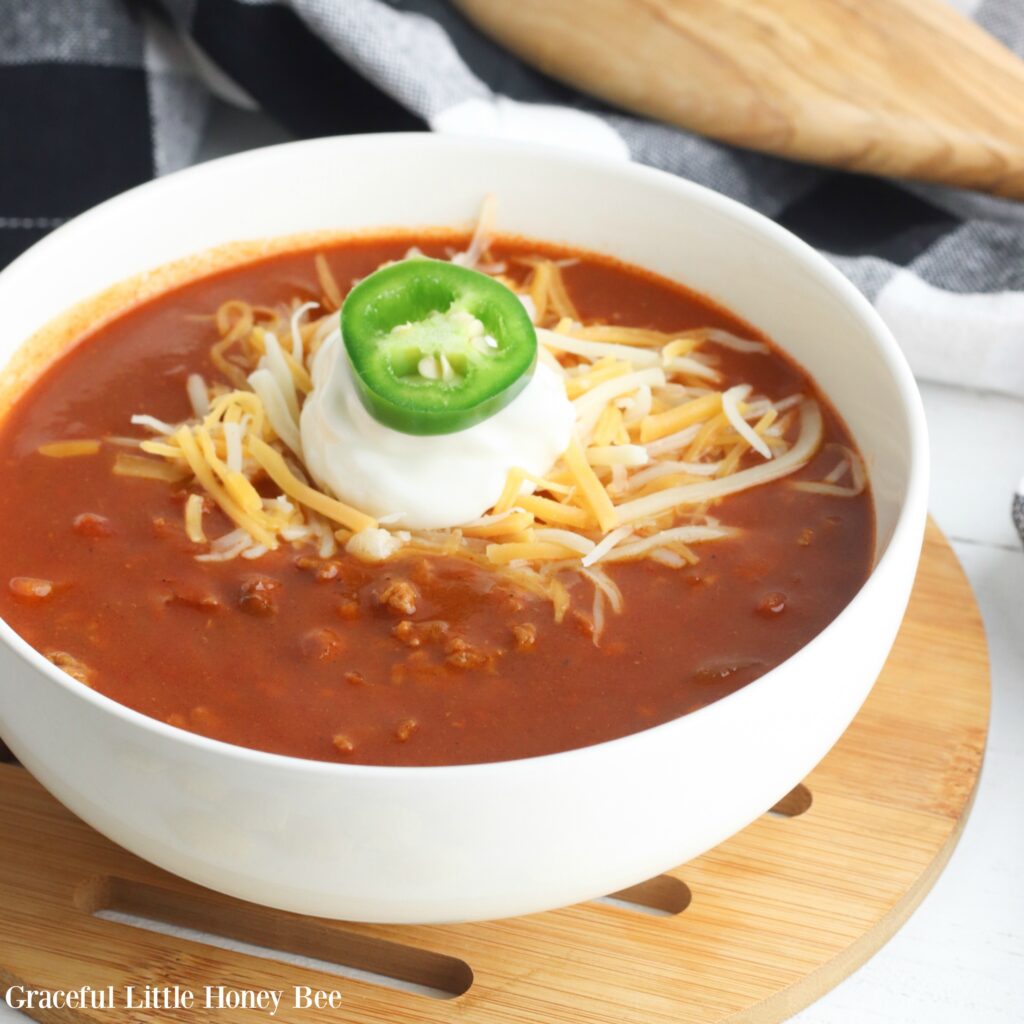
xmin=261 ymin=331 xmax=300 ymax=422
xmin=773 ymin=393 xmax=804 ymax=413
xmin=601 ymin=525 xmax=732 ymax=562
xmin=537 ymin=326 xmax=660 ymax=367
xmin=195 ymin=528 xmax=254 ymax=562
xmin=248 ymin=368 xmax=302 ymax=458
xmin=701 ymin=328 xmax=769 ymax=354
xmin=616 ymin=400 xmax=823 ymax=525
xmin=663 ymin=357 xmax=721 ymax=382
xmin=461 ymin=508 xmax=523 ymax=529
xmin=290 ymin=301 xmax=319 ymax=365
xmin=722 ymin=384 xmax=772 ymax=460
xmin=451 ymin=193 xmax=497 ymax=269
xmin=648 ymin=547 xmax=686 ymax=568
xmin=581 ymin=566 xmax=624 ymax=613
xmin=626 ymin=459 xmax=721 ymax=491
xmin=591 ymin=584 xmax=605 ymax=644
xmin=130 ymin=414 xmax=178 ymax=435
xmin=532 ymin=528 xmax=597 ymax=556
xmin=621 ymin=384 xmax=653 ymax=425
xmin=643 ymin=423 xmax=702 ymax=458
xmin=186 ymin=374 xmax=210 ymax=418
xmin=581 ymin=525 xmax=635 ymax=567
xmin=223 ymin=421 xmax=243 ymax=474
xmin=574 ymin=367 xmax=666 ymax=439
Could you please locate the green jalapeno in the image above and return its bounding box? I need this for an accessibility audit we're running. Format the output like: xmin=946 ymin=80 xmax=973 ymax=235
xmin=340 ymin=259 xmax=537 ymax=435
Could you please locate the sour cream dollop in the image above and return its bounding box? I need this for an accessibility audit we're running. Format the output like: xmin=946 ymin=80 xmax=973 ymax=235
xmin=301 ymin=333 xmax=575 ymax=530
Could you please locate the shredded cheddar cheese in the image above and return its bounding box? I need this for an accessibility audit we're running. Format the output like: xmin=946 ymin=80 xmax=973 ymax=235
xmin=461 ymin=509 xmax=535 ymax=538
xmin=486 ymin=541 xmax=582 ymax=564
xmin=516 ymin=493 xmax=594 ymax=529
xmin=563 ymin=438 xmax=618 ymax=533
xmin=248 ymin=436 xmax=376 ymax=534
xmin=38 ymin=440 xmax=101 ymax=458
xmin=175 ymin=427 xmax=278 ymax=548
xmin=640 ymin=392 xmax=721 ymax=443
xmin=118 ymin=200 xmax=837 ymax=640
xmin=112 ymin=453 xmax=188 ymax=481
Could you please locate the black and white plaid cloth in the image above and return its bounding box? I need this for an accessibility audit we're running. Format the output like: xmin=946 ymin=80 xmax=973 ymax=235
xmin=3 ymin=0 xmax=1024 ymax=537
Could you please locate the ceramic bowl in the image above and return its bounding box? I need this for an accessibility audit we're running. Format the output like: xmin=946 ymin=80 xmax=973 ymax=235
xmin=0 ymin=135 xmax=927 ymax=923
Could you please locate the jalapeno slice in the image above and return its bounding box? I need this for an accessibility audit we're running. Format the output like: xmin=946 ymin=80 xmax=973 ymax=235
xmin=340 ymin=259 xmax=537 ymax=435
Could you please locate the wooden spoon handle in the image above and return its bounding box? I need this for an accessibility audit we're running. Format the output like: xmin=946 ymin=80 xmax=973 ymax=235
xmin=454 ymin=0 xmax=1024 ymax=199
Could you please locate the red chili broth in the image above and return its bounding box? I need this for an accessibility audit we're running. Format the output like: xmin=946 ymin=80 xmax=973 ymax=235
xmin=0 ymin=235 xmax=874 ymax=766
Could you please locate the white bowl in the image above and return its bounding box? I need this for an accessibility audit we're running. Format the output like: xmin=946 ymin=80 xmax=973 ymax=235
xmin=0 ymin=135 xmax=927 ymax=923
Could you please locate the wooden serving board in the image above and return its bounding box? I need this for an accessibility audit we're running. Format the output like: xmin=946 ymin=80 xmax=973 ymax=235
xmin=0 ymin=520 xmax=989 ymax=1023
xmin=454 ymin=0 xmax=1024 ymax=199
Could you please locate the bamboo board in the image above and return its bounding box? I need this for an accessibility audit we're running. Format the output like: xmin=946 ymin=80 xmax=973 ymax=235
xmin=454 ymin=0 xmax=1024 ymax=199
xmin=0 ymin=520 xmax=990 ymax=1023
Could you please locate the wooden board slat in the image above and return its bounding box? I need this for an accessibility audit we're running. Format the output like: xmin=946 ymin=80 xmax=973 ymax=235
xmin=454 ymin=0 xmax=1024 ymax=199
xmin=0 ymin=520 xmax=990 ymax=1023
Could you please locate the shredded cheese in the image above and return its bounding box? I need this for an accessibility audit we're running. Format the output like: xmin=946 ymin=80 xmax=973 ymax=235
xmin=452 ymin=192 xmax=497 ymax=269
xmin=112 ymin=453 xmax=188 ymax=481
xmin=261 ymin=331 xmax=300 ymax=422
xmin=289 ymin=301 xmax=318 ymax=365
xmin=486 ymin=541 xmax=581 ymax=564
xmin=493 ymin=468 xmax=527 ymax=515
xmin=38 ymin=440 xmax=101 ymax=458
xmin=186 ymin=374 xmax=210 ymax=418
xmin=539 ymin=326 xmax=661 ymax=368
xmin=248 ymin=436 xmax=376 ymax=533
xmin=564 ymin=437 xmax=618 ymax=532
xmin=248 ymin=368 xmax=302 ymax=457
xmin=175 ymin=427 xmax=277 ymax=548
xmin=581 ymin=525 xmax=635 ymax=567
xmin=118 ymin=229 xmax=849 ymax=636
xmin=532 ymin=528 xmax=597 ymax=556
xmin=130 ymin=414 xmax=178 ymax=435
xmin=184 ymin=494 xmax=206 ymax=543
xmin=575 ymin=367 xmax=666 ymax=439
xmin=461 ymin=509 xmax=535 ymax=537
xmin=721 ymin=385 xmax=771 ymax=460
xmin=586 ymin=444 xmax=649 ymax=467
xmin=516 ymin=493 xmax=594 ymax=529
xmin=697 ymin=327 xmax=770 ymax=354
xmin=601 ymin=525 xmax=732 ymax=562
xmin=640 ymin=392 xmax=721 ymax=443
xmin=315 ymin=254 xmax=342 ymax=310
xmin=615 ymin=400 xmax=824 ymax=525
xmin=793 ymin=443 xmax=866 ymax=496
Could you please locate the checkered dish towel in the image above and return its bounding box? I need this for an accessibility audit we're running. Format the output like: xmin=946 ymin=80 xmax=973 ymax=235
xmin=3 ymin=0 xmax=1024 ymax=537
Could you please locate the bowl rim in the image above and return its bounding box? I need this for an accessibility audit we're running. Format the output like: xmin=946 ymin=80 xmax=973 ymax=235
xmin=0 ymin=131 xmax=929 ymax=780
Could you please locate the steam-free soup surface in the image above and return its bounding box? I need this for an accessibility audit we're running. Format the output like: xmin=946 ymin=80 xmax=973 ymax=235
xmin=0 ymin=236 xmax=873 ymax=765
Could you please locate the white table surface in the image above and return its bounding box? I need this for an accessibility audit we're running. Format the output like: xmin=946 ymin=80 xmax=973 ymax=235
xmin=3 ymin=106 xmax=1022 ymax=1022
